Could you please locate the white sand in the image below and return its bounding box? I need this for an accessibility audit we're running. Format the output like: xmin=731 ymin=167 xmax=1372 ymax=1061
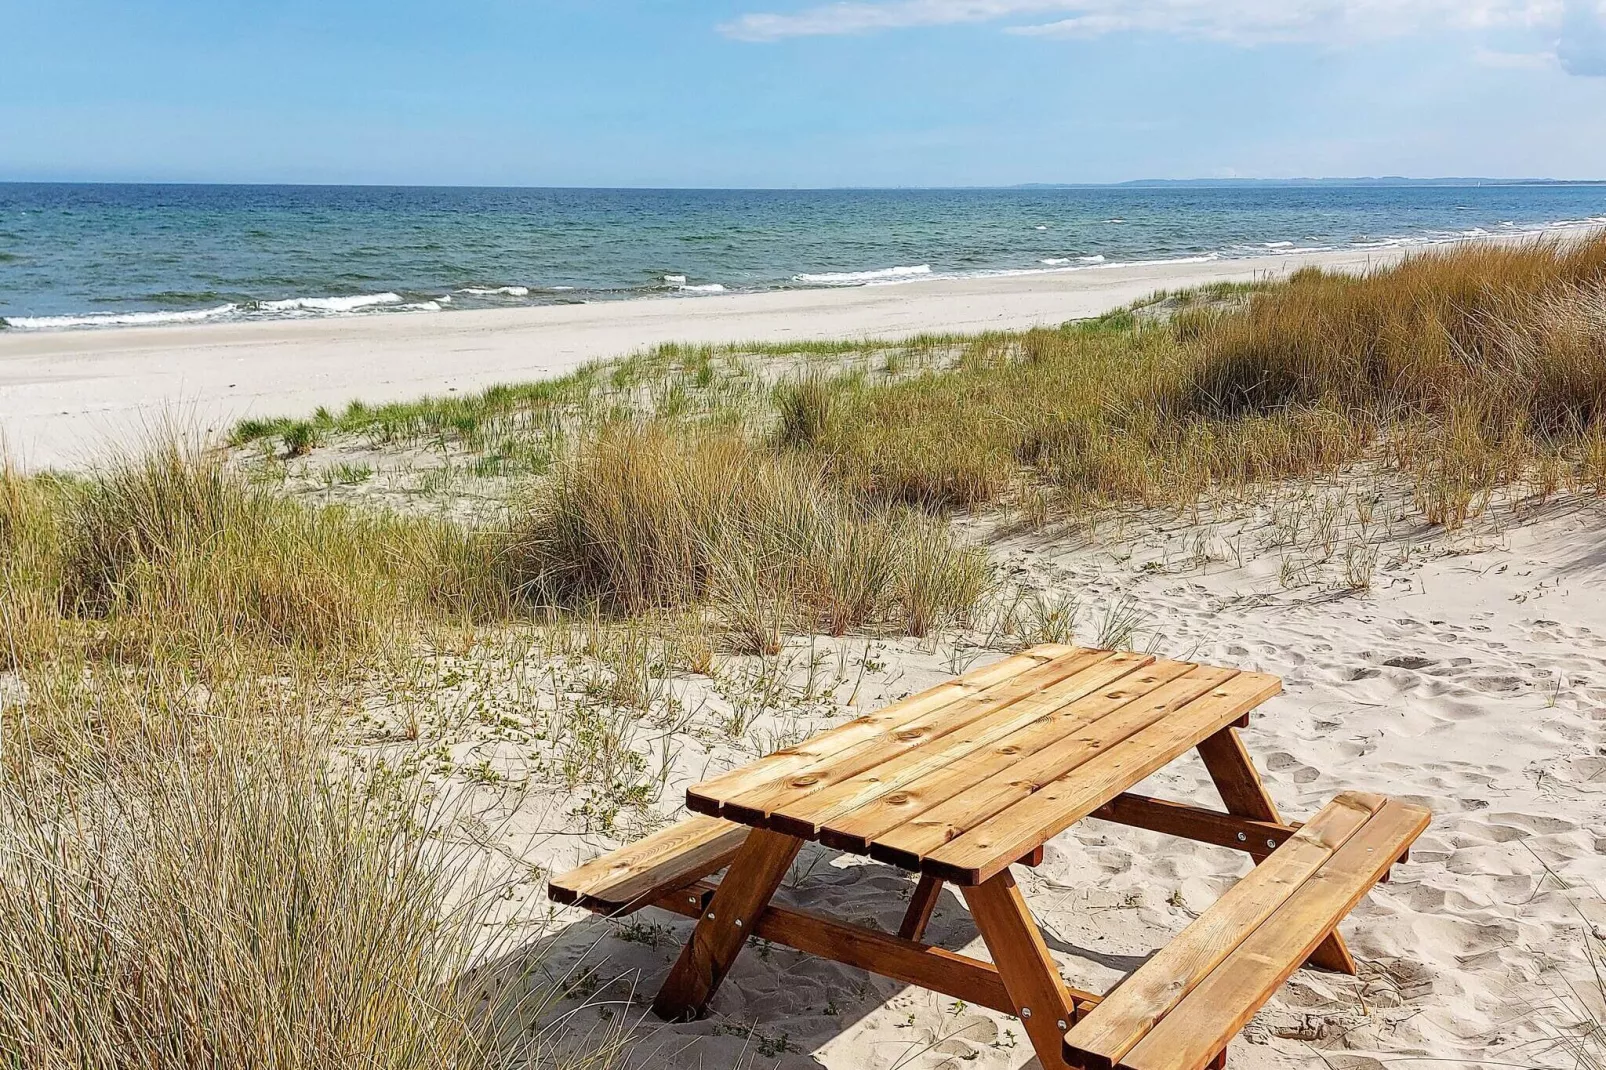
xmin=443 ymin=485 xmax=1606 ymax=1070
xmin=0 ymin=246 xmax=1412 ymax=470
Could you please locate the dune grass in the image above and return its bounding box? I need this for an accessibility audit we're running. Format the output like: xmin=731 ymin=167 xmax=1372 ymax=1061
xmin=773 ymin=236 xmax=1606 ymax=525
xmin=508 ymin=423 xmax=989 ymax=641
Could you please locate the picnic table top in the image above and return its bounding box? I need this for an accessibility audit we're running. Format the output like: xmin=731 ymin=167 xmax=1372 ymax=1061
xmin=687 ymin=644 xmax=1283 ymax=886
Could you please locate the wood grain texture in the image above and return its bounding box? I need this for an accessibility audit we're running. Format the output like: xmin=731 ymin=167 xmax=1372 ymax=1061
xmin=797 ymin=654 xmax=1180 ymax=850
xmin=1196 ymin=726 xmax=1354 ymax=974
xmin=1087 ymin=793 xmax=1300 ymax=856
xmin=647 ymin=879 xmax=1073 ymax=1015
xmin=917 ymin=671 xmax=1280 ymax=885
xmin=1071 ymin=797 xmax=1430 ymax=1070
xmin=686 ymin=645 xmax=1080 ymax=815
xmin=651 ymin=829 xmax=802 ymax=1021
xmin=872 ymin=668 xmax=1271 ymax=882
xmin=964 ymin=869 xmax=1078 ymax=1070
xmin=899 ymin=874 xmax=945 ymax=941
xmin=547 ymin=815 xmax=748 ymax=914
xmin=1064 ymin=793 xmax=1382 ymax=1070
xmin=725 ymin=649 xmax=1127 ymax=831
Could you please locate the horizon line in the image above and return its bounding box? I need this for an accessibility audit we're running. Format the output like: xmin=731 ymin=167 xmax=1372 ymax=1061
xmin=5 ymin=176 xmax=1606 ymax=192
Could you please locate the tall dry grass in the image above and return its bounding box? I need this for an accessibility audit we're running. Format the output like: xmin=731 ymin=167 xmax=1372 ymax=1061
xmin=0 ymin=448 xmax=621 ymax=1069
xmin=509 ymin=423 xmax=989 ymax=639
xmin=791 ymin=236 xmax=1606 ymax=525
xmin=3 ymin=443 xmax=510 ymax=670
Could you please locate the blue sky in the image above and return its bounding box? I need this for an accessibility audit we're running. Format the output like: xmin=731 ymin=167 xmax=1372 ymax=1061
xmin=3 ymin=0 xmax=1605 ymax=186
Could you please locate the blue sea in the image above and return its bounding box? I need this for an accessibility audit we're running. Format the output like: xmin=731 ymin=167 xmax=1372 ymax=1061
xmin=2 ymin=183 xmax=1604 ymax=330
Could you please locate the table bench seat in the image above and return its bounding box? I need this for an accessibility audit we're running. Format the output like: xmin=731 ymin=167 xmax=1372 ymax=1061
xmin=547 ymin=815 xmax=748 ymax=916
xmin=1064 ymin=791 xmax=1430 ymax=1070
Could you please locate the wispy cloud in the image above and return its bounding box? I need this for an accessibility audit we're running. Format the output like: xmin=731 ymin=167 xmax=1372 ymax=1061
xmin=1558 ymin=0 xmax=1606 ymax=74
xmin=719 ymin=0 xmax=1568 ymax=50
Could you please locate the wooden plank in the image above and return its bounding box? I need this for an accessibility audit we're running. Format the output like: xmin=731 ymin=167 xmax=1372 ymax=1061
xmin=963 ymin=868 xmax=1078 ymax=1070
xmin=1088 ymin=793 xmax=1300 ymax=856
xmin=819 ymin=659 xmax=1203 ymax=855
xmin=1114 ymin=799 xmax=1430 ymax=1070
xmin=725 ymin=649 xmax=1129 ymax=830
xmin=1196 ymin=726 xmax=1355 ymax=975
xmin=899 ymin=874 xmax=945 ymax=941
xmin=916 ymin=671 xmax=1283 ymax=885
xmin=1065 ymin=793 xmax=1383 ymax=1070
xmin=650 ymin=880 xmax=1107 ymax=1015
xmin=869 ymin=667 xmax=1255 ymax=878
xmin=547 ymin=816 xmax=748 ymax=914
xmin=651 ymin=829 xmax=802 ymax=1021
xmin=686 ymin=645 xmax=1081 ymax=815
xmin=760 ymin=652 xmax=1163 ymax=841
xmin=1196 ymin=727 xmax=1283 ymax=824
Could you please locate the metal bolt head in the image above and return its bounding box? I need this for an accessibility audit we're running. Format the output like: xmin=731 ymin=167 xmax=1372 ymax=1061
xmin=706 ymin=912 xmax=716 ymax=920
xmin=1056 ymin=1020 xmax=1068 ymax=1031
xmin=1236 ymin=831 xmax=1247 ymax=842
xmin=1266 ymin=838 xmax=1277 ymax=849
xmin=1020 ymin=1007 xmax=1032 ymax=1019
xmin=734 ymin=918 xmax=743 ymax=928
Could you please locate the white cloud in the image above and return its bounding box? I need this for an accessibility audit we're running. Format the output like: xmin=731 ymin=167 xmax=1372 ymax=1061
xmin=720 ymin=0 xmax=1563 ymax=47
xmin=1473 ymin=45 xmax=1559 ymax=67
xmin=1557 ymin=0 xmax=1606 ymax=74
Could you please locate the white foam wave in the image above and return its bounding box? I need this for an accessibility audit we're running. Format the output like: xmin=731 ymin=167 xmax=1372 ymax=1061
xmin=1039 ymin=258 xmax=1071 ymax=266
xmin=678 ymin=283 xmax=726 ymax=293
xmin=1078 ymin=254 xmax=1106 ymax=263
xmin=458 ymin=285 xmax=530 ymax=297
xmin=256 ymin=292 xmax=402 ymax=314
xmin=1035 ymin=225 xmax=1048 ymax=231
xmin=795 ymin=264 xmax=932 ymax=285
xmin=663 ymin=274 xmax=688 ymax=284
xmin=1263 ymin=241 xmax=1294 ymax=249
xmin=396 ymin=301 xmax=443 ymax=313
xmin=3 ymin=304 xmax=239 ymax=330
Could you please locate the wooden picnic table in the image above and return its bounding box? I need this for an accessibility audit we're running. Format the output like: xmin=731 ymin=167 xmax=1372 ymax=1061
xmin=550 ymin=644 xmax=1429 ymax=1070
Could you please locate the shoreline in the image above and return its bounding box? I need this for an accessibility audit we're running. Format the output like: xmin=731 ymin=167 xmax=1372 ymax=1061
xmin=0 ymin=240 xmax=1541 ymax=469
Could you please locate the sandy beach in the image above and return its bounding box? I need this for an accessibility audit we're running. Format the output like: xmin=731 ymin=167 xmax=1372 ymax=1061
xmin=0 ymin=245 xmax=1414 ymax=470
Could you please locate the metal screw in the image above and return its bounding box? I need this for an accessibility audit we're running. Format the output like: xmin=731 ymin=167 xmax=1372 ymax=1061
xmin=688 ymin=896 xmax=698 ymax=905
xmin=1020 ymin=1007 xmax=1032 ymax=1019
xmin=706 ymin=912 xmax=716 ymax=921
xmin=1236 ymin=831 xmax=1247 ymax=842
xmin=734 ymin=919 xmax=743 ymax=928
xmin=1056 ymin=1020 xmax=1068 ymax=1031
xmin=1266 ymin=838 xmax=1277 ymax=849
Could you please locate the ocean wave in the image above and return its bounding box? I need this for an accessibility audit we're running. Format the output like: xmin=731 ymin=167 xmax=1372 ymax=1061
xmin=663 ymin=274 xmax=688 ymax=284
xmin=679 ymin=283 xmax=726 ymax=293
xmin=255 ymin=292 xmax=403 ymax=313
xmin=795 ymin=264 xmax=932 ymax=285
xmin=1263 ymin=241 xmax=1294 ymax=249
xmin=2 ymin=304 xmax=239 ymax=330
xmin=458 ymin=285 xmax=530 ymax=297
xmin=1039 ymin=258 xmax=1071 ymax=266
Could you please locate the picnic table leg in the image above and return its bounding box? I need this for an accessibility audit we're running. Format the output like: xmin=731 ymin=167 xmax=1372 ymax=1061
xmin=652 ymin=828 xmax=803 ymax=1022
xmin=899 ymin=874 xmax=945 ymax=941
xmin=962 ymin=867 xmax=1077 ymax=1070
xmin=1197 ymin=726 xmax=1357 ymax=975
